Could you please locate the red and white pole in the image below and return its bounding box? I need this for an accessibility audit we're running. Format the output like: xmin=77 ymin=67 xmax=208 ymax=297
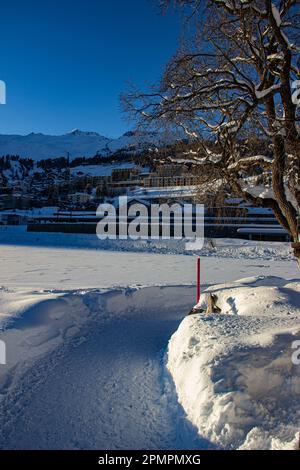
xmin=196 ymin=256 xmax=200 ymax=304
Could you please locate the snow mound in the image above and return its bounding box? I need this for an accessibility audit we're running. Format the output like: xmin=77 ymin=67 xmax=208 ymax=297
xmin=195 ymin=275 xmax=300 ymax=317
xmin=167 ymin=276 xmax=300 ymax=449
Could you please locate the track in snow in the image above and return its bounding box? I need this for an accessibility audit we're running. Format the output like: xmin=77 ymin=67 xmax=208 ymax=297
xmin=0 ymin=286 xmax=211 ymax=450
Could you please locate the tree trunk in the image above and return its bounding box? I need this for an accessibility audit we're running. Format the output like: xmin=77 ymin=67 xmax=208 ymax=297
xmin=272 ymin=134 xmax=298 ymax=242
xmin=291 ymin=242 xmax=300 ymax=268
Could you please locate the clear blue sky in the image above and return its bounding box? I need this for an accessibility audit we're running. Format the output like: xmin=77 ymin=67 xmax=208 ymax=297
xmin=0 ymin=0 xmax=181 ymax=137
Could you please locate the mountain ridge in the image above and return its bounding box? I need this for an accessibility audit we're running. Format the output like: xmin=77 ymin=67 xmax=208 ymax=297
xmin=0 ymin=129 xmax=179 ymax=161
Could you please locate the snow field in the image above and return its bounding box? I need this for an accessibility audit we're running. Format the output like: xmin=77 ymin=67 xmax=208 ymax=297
xmin=0 ymin=225 xmax=295 ymax=261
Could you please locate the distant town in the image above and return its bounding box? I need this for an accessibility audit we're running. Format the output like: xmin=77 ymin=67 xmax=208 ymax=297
xmin=0 ymin=138 xmax=287 ymax=242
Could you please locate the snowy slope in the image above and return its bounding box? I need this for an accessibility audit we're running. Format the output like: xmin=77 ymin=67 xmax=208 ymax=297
xmin=0 ymin=129 xmax=176 ymax=161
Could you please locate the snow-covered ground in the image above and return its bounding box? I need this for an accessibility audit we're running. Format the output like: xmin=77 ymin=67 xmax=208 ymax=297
xmin=0 ymin=225 xmax=294 ymax=261
xmin=70 ymin=162 xmax=138 ymax=177
xmin=0 ymin=233 xmax=299 ymax=449
xmin=167 ymin=276 xmax=300 ymax=450
xmin=129 ymin=185 xmax=199 ymax=199
xmin=0 ymin=240 xmax=297 ymax=291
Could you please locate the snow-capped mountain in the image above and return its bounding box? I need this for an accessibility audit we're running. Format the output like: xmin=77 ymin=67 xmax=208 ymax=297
xmin=0 ymin=129 xmax=178 ymax=161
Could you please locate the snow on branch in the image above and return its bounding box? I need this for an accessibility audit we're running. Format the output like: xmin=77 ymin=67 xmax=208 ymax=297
xmin=228 ymin=155 xmax=273 ymax=170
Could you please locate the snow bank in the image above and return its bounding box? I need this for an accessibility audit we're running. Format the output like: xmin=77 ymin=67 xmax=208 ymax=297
xmin=0 ymin=288 xmax=100 ymax=395
xmin=0 ymin=226 xmax=294 ymax=261
xmin=167 ymin=276 xmax=300 ymax=449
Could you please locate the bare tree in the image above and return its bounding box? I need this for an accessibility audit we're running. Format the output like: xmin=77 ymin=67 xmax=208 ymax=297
xmin=123 ymin=0 xmax=300 ymax=263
